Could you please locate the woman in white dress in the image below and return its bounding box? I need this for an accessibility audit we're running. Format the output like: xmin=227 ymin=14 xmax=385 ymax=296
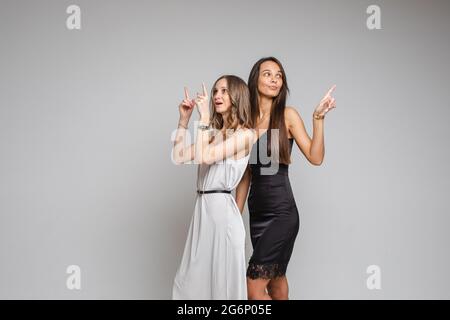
xmin=172 ymin=75 xmax=256 ymax=299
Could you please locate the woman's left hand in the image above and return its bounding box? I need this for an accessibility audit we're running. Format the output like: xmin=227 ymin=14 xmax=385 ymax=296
xmin=314 ymin=84 xmax=337 ymax=117
xmin=195 ymin=83 xmax=210 ymax=119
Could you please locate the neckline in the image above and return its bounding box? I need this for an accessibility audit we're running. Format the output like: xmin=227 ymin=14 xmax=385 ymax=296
xmin=257 ymin=130 xmax=294 ymax=140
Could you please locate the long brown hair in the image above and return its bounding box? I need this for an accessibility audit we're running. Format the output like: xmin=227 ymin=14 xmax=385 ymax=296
xmin=209 ymin=75 xmax=253 ymax=141
xmin=248 ymin=57 xmax=291 ymax=164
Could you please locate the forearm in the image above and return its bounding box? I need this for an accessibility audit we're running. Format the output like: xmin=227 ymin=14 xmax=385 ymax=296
xmin=195 ymin=115 xmax=212 ymax=164
xmin=309 ymin=117 xmax=325 ymax=165
xmin=172 ymin=118 xmax=191 ymax=164
xmin=235 ymin=167 xmax=251 ymax=214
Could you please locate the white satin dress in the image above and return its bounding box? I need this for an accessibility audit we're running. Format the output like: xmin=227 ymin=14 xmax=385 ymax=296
xmin=172 ymin=153 xmax=250 ymax=300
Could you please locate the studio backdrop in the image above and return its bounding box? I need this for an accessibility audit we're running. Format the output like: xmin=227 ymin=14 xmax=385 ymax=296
xmin=1 ymin=0 xmax=449 ymax=299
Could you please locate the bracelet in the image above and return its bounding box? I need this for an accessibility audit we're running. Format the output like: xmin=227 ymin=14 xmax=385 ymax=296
xmin=313 ymin=113 xmax=325 ymax=120
xmin=178 ymin=122 xmax=188 ymax=129
xmin=198 ymin=123 xmax=210 ymax=131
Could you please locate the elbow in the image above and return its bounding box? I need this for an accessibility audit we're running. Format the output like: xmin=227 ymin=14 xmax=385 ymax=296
xmin=172 ymin=148 xmax=183 ymax=165
xmin=197 ymin=152 xmax=216 ymax=165
xmin=308 ymin=151 xmax=324 ymax=166
xmin=173 ymin=159 xmax=184 ymax=165
xmin=198 ymin=157 xmax=215 ymax=165
xmin=310 ymin=158 xmax=323 ymax=166
xmin=172 ymin=152 xmax=185 ymax=165
xmin=172 ymin=156 xmax=184 ymax=165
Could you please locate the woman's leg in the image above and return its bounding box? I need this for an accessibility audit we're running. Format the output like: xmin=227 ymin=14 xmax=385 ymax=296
xmin=267 ymin=276 xmax=289 ymax=300
xmin=247 ymin=277 xmax=272 ymax=300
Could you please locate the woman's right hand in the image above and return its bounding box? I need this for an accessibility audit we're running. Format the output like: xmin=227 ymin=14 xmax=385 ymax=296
xmin=179 ymin=87 xmax=195 ymax=123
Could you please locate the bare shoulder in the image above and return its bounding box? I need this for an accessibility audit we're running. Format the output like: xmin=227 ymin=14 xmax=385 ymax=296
xmin=285 ymin=106 xmax=303 ymax=127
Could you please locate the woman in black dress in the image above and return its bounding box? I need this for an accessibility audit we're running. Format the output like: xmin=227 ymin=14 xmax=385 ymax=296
xmin=235 ymin=57 xmax=336 ymax=300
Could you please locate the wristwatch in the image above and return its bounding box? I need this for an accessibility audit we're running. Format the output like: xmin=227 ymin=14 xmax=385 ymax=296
xmin=313 ymin=113 xmax=325 ymax=120
xmin=198 ymin=123 xmax=210 ymax=130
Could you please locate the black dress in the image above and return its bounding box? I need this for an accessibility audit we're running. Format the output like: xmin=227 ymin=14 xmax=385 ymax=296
xmin=247 ymin=131 xmax=300 ymax=279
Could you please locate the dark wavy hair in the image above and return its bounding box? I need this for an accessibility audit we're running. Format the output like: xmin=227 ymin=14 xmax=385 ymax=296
xmin=248 ymin=57 xmax=291 ymax=164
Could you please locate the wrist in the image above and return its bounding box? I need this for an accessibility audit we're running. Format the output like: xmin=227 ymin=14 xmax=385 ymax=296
xmin=200 ymin=115 xmax=210 ymax=125
xmin=178 ymin=119 xmax=189 ymax=128
xmin=313 ymin=112 xmax=324 ymax=120
xmin=178 ymin=122 xmax=188 ymax=129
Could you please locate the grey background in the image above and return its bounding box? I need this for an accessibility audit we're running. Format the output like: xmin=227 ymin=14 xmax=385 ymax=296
xmin=1 ymin=0 xmax=449 ymax=299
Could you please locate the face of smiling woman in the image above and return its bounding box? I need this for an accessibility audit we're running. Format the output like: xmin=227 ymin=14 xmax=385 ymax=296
xmin=257 ymin=60 xmax=283 ymax=98
xmin=212 ymin=78 xmax=232 ymax=114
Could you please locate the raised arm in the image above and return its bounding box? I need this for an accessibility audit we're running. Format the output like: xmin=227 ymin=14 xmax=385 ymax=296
xmin=172 ymin=87 xmax=196 ymax=165
xmin=286 ymin=85 xmax=336 ymax=166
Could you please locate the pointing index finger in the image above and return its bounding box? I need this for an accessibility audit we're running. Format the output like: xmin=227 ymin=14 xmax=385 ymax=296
xmin=202 ymin=82 xmax=208 ymax=97
xmin=184 ymin=87 xmax=190 ymax=100
xmin=326 ymin=84 xmax=337 ymax=97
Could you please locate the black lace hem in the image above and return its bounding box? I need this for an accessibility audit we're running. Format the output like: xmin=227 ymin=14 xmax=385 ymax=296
xmin=246 ymin=262 xmax=287 ymax=280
